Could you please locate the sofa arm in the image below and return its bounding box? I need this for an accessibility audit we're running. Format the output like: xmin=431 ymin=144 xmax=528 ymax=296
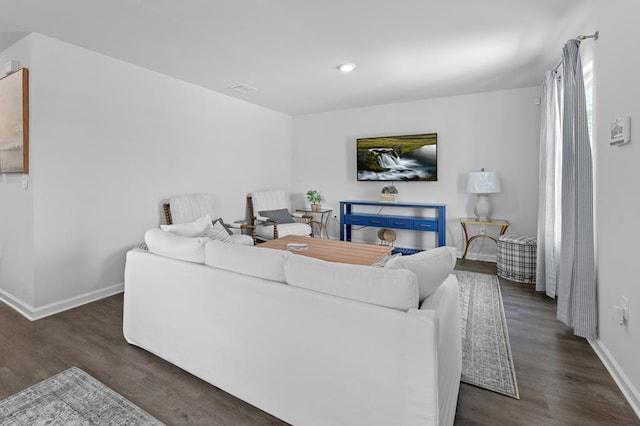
xmin=252 ymin=215 xmax=279 ymax=239
xmin=418 ymin=274 xmax=462 ymax=426
xmin=255 ymin=215 xmax=276 ymax=223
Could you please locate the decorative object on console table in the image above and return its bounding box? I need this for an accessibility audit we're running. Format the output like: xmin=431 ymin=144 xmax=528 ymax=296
xmin=467 ymin=168 xmax=501 ymax=221
xmin=340 ymin=200 xmax=446 ymax=248
xmin=380 ymin=184 xmax=398 ymax=203
xmin=305 ymin=189 xmax=323 ymax=211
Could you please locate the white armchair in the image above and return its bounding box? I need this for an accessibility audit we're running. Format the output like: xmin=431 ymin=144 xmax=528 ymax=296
xmin=247 ymin=190 xmax=312 ymax=241
xmin=163 ymin=193 xmax=255 ymax=246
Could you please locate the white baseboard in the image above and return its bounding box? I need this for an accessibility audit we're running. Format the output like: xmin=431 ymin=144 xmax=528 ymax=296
xmin=0 ymin=283 xmax=124 ymax=321
xmin=589 ymin=338 xmax=640 ymax=419
xmin=0 ymin=288 xmax=36 ymax=321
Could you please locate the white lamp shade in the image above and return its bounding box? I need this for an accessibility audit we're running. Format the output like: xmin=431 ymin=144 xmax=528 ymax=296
xmin=467 ymin=171 xmax=501 ymax=194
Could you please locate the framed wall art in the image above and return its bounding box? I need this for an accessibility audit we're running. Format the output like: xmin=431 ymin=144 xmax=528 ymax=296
xmin=0 ymin=68 xmax=29 ymax=174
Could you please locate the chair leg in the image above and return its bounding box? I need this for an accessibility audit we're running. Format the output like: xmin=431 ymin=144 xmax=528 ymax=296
xmin=163 ymin=203 xmax=172 ymax=225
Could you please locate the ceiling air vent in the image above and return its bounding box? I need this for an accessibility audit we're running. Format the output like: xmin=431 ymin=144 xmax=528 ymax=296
xmin=228 ymin=83 xmax=259 ymax=95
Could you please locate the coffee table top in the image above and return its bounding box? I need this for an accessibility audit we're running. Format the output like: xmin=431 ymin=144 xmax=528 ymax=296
xmin=258 ymin=235 xmax=393 ymax=266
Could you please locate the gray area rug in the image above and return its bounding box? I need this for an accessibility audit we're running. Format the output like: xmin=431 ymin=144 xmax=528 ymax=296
xmin=455 ymin=270 xmax=520 ymax=399
xmin=0 ymin=367 xmax=164 ymax=425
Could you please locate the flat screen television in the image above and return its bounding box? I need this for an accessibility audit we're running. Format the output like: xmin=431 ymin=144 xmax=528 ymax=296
xmin=356 ymin=133 xmax=437 ymax=181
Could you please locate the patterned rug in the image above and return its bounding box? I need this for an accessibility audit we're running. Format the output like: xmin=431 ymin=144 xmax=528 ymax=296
xmin=0 ymin=367 xmax=164 ymax=425
xmin=455 ymin=270 xmax=520 ymax=399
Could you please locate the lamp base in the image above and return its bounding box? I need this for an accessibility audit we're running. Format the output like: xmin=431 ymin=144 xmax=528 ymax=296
xmin=474 ymin=194 xmax=493 ymax=222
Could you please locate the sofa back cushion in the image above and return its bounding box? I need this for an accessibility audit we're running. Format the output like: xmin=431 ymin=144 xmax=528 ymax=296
xmin=284 ymin=254 xmax=419 ymax=311
xmin=205 ymin=240 xmax=290 ymax=283
xmin=144 ymin=228 xmax=208 ymax=264
xmin=384 ymin=246 xmax=457 ymax=301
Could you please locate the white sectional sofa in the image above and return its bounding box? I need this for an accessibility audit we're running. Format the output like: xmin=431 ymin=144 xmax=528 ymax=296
xmin=123 ymin=237 xmax=461 ymax=426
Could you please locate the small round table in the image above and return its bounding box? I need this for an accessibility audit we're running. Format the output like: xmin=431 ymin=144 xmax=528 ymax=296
xmin=296 ymin=208 xmax=333 ymax=238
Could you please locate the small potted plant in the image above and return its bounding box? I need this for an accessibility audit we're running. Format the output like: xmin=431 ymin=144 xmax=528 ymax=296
xmin=380 ymin=185 xmax=398 ymax=203
xmin=306 ymin=190 xmax=323 ymax=211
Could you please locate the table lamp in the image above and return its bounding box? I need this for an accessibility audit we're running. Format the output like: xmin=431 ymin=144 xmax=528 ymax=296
xmin=467 ymin=169 xmax=501 ymax=221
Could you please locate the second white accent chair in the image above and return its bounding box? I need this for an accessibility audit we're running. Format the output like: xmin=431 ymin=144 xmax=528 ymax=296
xmin=248 ymin=190 xmax=312 ymax=241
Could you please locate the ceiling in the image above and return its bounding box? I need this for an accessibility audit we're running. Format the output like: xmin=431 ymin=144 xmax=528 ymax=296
xmin=0 ymin=0 xmax=596 ymax=116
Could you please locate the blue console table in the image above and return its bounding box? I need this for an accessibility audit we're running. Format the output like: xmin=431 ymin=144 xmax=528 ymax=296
xmin=340 ymin=200 xmax=446 ymax=247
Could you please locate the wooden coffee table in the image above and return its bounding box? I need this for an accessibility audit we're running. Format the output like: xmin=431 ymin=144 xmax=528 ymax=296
xmin=258 ymin=235 xmax=393 ymax=266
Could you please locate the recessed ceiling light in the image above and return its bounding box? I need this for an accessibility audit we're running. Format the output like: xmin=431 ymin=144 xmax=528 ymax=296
xmin=337 ymin=63 xmax=356 ymax=73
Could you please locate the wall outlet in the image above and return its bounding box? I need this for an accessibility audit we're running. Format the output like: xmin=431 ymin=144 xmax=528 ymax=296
xmin=621 ymin=296 xmax=630 ymax=321
xmin=613 ymin=305 xmax=625 ymax=325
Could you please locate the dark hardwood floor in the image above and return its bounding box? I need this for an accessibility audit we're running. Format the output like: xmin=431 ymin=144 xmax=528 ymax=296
xmin=454 ymin=260 xmax=638 ymax=426
xmin=0 ymin=260 xmax=637 ymax=425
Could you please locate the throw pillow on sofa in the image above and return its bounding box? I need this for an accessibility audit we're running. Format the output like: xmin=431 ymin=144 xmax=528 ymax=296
xmin=205 ymin=240 xmax=290 ymax=282
xmin=384 ymin=246 xmax=457 ymax=301
xmin=213 ymin=217 xmax=233 ymax=235
xmin=160 ymin=214 xmax=213 ymax=237
xmin=284 ymin=254 xmax=419 ymax=311
xmin=144 ymin=228 xmax=209 ymax=264
xmin=203 ymin=220 xmax=233 ymax=243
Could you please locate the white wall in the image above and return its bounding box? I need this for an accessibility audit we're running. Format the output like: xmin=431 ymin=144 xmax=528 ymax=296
xmin=592 ymin=0 xmax=640 ymax=414
xmin=1 ymin=33 xmax=292 ymax=316
xmin=292 ymin=87 xmax=541 ymax=258
xmin=0 ymin=35 xmax=35 ymax=308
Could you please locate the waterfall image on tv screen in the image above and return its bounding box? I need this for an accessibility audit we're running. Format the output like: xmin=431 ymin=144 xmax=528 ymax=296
xmin=357 ymin=133 xmax=437 ymax=181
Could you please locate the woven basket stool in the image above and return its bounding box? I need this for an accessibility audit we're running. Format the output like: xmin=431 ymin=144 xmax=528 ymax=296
xmin=497 ymin=233 xmax=537 ymax=283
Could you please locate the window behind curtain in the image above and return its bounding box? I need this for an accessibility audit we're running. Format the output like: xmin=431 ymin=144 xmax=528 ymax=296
xmin=584 ymin=61 xmax=594 ymax=141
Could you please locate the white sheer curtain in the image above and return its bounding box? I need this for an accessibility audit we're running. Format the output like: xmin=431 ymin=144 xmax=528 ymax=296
xmin=536 ymin=39 xmax=597 ymax=339
xmin=536 ymin=70 xmax=562 ymax=298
